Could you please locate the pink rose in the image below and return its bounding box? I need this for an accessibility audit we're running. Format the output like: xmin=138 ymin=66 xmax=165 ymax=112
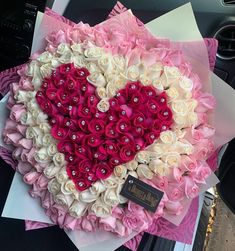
xmin=164 ymin=201 xmax=183 ymax=215
xmin=10 ymin=104 xmax=26 ymax=122
xmin=184 ymin=177 xmax=199 ymax=199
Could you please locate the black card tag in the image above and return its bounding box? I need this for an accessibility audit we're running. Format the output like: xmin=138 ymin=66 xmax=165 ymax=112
xmin=120 ymin=175 xmax=164 ymax=213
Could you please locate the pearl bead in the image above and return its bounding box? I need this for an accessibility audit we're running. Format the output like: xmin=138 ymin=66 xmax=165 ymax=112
xmin=148 ymin=91 xmax=153 ymax=96
xmin=126 ymin=151 xmax=131 ymax=156
xmin=95 ymin=113 xmax=99 ymax=118
xmin=62 ymin=94 xmax=66 ymax=99
xmin=109 ymin=145 xmax=114 ymax=150
xmin=121 ymin=111 xmax=126 ymax=115
xmin=90 ymin=96 xmax=94 ymax=101
xmin=78 ymin=147 xmax=82 ymax=153
xmin=131 ymin=85 xmax=136 ymax=89
xmin=120 ymin=124 xmax=125 ymax=130
xmin=160 ymin=98 xmax=165 ymax=103
xmin=57 ymin=102 xmax=62 ymax=107
xmin=114 ymin=159 xmax=119 ymax=164
xmin=111 ymin=101 xmax=116 ymax=106
xmin=82 ymin=86 xmax=86 ymax=91
xmin=162 ymin=125 xmax=167 ymax=130
xmin=81 ymin=120 xmax=85 ymax=125
xmin=150 ymin=134 xmax=155 ymax=139
xmin=110 ymin=130 xmax=114 ymax=135
xmin=138 ymin=117 xmax=143 ymax=122
xmin=101 ymin=168 xmax=106 ymax=174
xmin=116 ymin=93 xmax=121 ymax=97
xmin=51 ymin=119 xmax=56 ymax=124
xmin=37 ymin=92 xmax=42 ymax=96
xmin=94 ymin=153 xmax=98 ymax=158
xmin=109 ymin=116 xmax=113 ymax=121
xmin=163 ymin=111 xmax=169 ymax=116
xmin=90 ymin=137 xmax=95 ymax=143
xmin=85 ymin=167 xmax=90 ymax=172
xmin=69 ymin=156 xmax=73 ymax=161
xmin=151 ymin=104 xmax=156 ymax=109
xmin=88 ymin=176 xmax=92 ymax=181
xmin=68 ymin=106 xmax=72 ymax=111
xmin=125 ymin=138 xmax=129 ymax=143
xmin=84 ymin=108 xmax=89 ymax=113
xmin=59 ymin=80 xmax=64 ymax=85
xmin=57 ymin=132 xmax=62 ymax=136
xmin=71 ymin=135 xmax=76 ymax=140
xmin=78 ymin=182 xmax=84 ymax=187
xmin=79 ymin=71 xmax=85 ymax=76
xmin=73 ymin=97 xmax=78 ymax=102
xmin=137 ymin=127 xmax=141 ymax=132
xmin=72 ymin=171 xmax=76 ymax=176
xmin=95 ymin=125 xmax=100 ymax=131
xmin=66 ymin=67 xmax=70 ymax=72
xmin=136 ymin=145 xmax=140 ymax=150
xmin=133 ymin=97 xmax=138 ymax=103
xmin=66 ymin=121 xmax=70 ymax=126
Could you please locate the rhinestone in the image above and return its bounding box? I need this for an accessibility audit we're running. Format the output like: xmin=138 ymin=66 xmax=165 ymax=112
xmin=148 ymin=91 xmax=153 ymax=96
xmin=133 ymin=97 xmax=138 ymax=103
xmin=66 ymin=67 xmax=70 ymax=72
xmin=72 ymin=171 xmax=76 ymax=176
xmin=151 ymin=104 xmax=156 ymax=109
xmin=95 ymin=113 xmax=99 ymax=118
xmin=85 ymin=167 xmax=90 ymax=172
xmin=109 ymin=116 xmax=113 ymax=121
xmin=124 ymin=138 xmax=129 ymax=143
xmin=79 ymin=71 xmax=85 ymax=76
xmin=109 ymin=145 xmax=114 ymax=150
xmin=69 ymin=156 xmax=73 ymax=161
xmin=37 ymin=92 xmax=42 ymax=96
xmin=82 ymin=86 xmax=86 ymax=91
xmin=88 ymin=176 xmax=92 ymax=181
xmin=137 ymin=127 xmax=141 ymax=132
xmin=131 ymin=85 xmax=136 ymax=89
xmin=81 ymin=120 xmax=85 ymax=125
xmin=120 ymin=124 xmax=125 ymax=130
xmin=163 ymin=111 xmax=169 ymax=116
xmin=68 ymin=106 xmax=72 ymax=111
xmin=57 ymin=132 xmax=62 ymax=136
xmin=101 ymin=168 xmax=106 ymax=174
xmin=94 ymin=153 xmax=98 ymax=158
xmin=78 ymin=147 xmax=83 ymax=153
xmin=73 ymin=97 xmax=78 ymax=102
xmin=72 ymin=135 xmax=76 ymax=140
xmin=90 ymin=96 xmax=94 ymax=101
xmin=57 ymin=102 xmax=62 ymax=107
xmin=62 ymin=94 xmax=66 ymax=99
xmin=136 ymin=145 xmax=140 ymax=150
xmin=52 ymin=70 xmax=56 ymax=76
xmin=111 ymin=101 xmax=116 ymax=106
xmin=90 ymin=137 xmax=95 ymax=143
xmin=160 ymin=98 xmax=165 ymax=103
xmin=51 ymin=119 xmax=56 ymax=124
xmin=138 ymin=117 xmax=143 ymax=122
xmin=116 ymin=93 xmax=121 ymax=97
xmin=66 ymin=121 xmax=71 ymax=126
xmin=126 ymin=151 xmax=131 ymax=156
xmin=78 ymin=182 xmax=84 ymax=187
xmin=110 ymin=130 xmax=114 ymax=135
xmin=150 ymin=134 xmax=155 ymax=139
xmin=43 ymin=82 xmax=47 ymax=88
xmin=59 ymin=80 xmax=64 ymax=85
xmin=121 ymin=110 xmax=126 ymax=115
xmin=84 ymin=108 xmax=89 ymax=113
xmin=162 ymin=125 xmax=167 ymax=130
xmin=95 ymin=125 xmax=100 ymax=131
xmin=114 ymin=159 xmax=119 ymax=164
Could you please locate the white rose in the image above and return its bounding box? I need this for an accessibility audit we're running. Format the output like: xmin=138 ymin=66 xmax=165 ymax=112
xmin=160 ymin=131 xmax=176 ymax=144
xmin=149 ymin=159 xmax=169 ymax=176
xmin=177 ymin=140 xmax=194 ymax=155
xmin=54 ymin=193 xmax=73 ymax=207
xmin=86 ymin=62 xmax=101 ymax=73
xmin=101 ymin=174 xmax=119 ymax=188
xmin=174 ymin=114 xmax=187 ymax=127
xmin=91 ymin=198 xmax=112 ymax=218
xmin=53 ymin=153 xmax=66 ymax=167
xmin=26 ymin=126 xmax=41 ymax=139
xmin=61 ymin=180 xmax=76 ymax=194
xmin=137 ymin=164 xmax=153 ymax=179
xmin=69 ymin=201 xmax=88 ymax=218
xmin=114 ymin=165 xmax=127 ymax=179
xmin=39 ymin=123 xmax=51 ymax=133
xmin=127 ymin=171 xmax=139 ymax=179
xmin=125 ymin=160 xmax=138 ymax=171
xmin=146 ymin=63 xmax=163 ymax=79
xmin=179 ymin=76 xmax=193 ymax=91
xmin=184 ymin=91 xmax=192 ymax=99
xmin=37 ymin=51 xmax=53 ymax=63
xmin=160 ymin=66 xmax=182 ymax=88
xmin=186 ymin=100 xmax=198 ymax=112
xmin=42 ymin=134 xmax=53 ymax=146
xmin=47 ymin=143 xmax=58 ymax=156
xmin=51 ymin=59 xmax=61 ymax=68
xmin=187 ymin=112 xmax=198 ymax=125
xmin=90 ymin=181 xmax=106 ymax=195
xmin=103 ymin=188 xmax=120 ymax=207
xmin=126 ymin=65 xmax=140 ymax=81
xmin=135 ymin=151 xmax=151 ymax=164
xmin=71 ymin=43 xmax=83 ymax=54
xmin=40 ymin=63 xmax=52 ymax=78
xmin=57 ymin=43 xmax=71 ymax=55
xmin=166 ymin=86 xmax=179 ymax=99
xmin=140 ymin=73 xmax=152 ymax=86
xmin=72 ymin=55 xmax=86 ymax=67
xmin=96 ymin=86 xmax=107 ymax=99
xmin=34 ymin=148 xmax=50 ymax=163
xmin=87 ymin=72 xmax=106 ymax=87
xmin=148 ymin=143 xmax=165 ymax=158
xmin=36 ymin=112 xmax=48 ymax=124
xmin=171 ymin=100 xmax=188 ymax=116
xmin=48 ymin=178 xmax=61 ymax=194
xmin=113 ymin=55 xmax=126 ymax=71
xmin=97 ymin=98 xmax=110 ymax=112
xmin=84 ymin=46 xmax=103 ymax=60
xmin=58 ymin=51 xmax=72 ymax=63
xmin=162 ymin=152 xmax=181 ymax=167
xmin=44 ymin=164 xmax=61 ymax=178
xmin=15 ymin=90 xmax=29 ymax=103
xmin=152 ymin=82 xmax=164 ymax=91
xmin=21 ymin=112 xmax=34 ymax=125
xmin=98 ymin=55 xmax=113 ymax=72
xmin=79 ymin=189 xmax=99 ymax=203
xmin=106 ymin=82 xmax=119 ymax=97
xmin=56 ymin=168 xmax=68 ymax=184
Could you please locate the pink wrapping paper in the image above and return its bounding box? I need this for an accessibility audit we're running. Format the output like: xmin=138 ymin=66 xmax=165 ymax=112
xmin=0 ymin=2 xmax=219 ymax=249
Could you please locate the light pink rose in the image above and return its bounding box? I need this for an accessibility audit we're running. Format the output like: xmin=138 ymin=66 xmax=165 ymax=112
xmin=16 ymin=161 xmax=32 ymax=175
xmin=23 ymin=171 xmax=40 ymax=185
xmin=5 ymin=132 xmax=22 ymax=145
xmin=9 ymin=104 xmax=26 ymax=122
xmin=184 ymin=177 xmax=199 ymax=199
xmin=193 ymin=163 xmax=211 ymax=184
xmin=181 ymin=155 xmax=198 ymax=172
xmin=166 ymin=186 xmax=184 ymax=202
xmin=164 ymin=201 xmax=183 ymax=215
xmin=99 ymin=216 xmax=116 ymax=231
xmin=18 ymin=138 xmax=32 ymax=149
xmin=82 ymin=218 xmax=94 ymax=232
xmin=195 ymin=93 xmax=216 ymax=112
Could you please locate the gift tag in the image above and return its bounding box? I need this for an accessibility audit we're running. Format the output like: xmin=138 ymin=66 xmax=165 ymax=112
xmin=120 ymin=175 xmax=164 ymax=212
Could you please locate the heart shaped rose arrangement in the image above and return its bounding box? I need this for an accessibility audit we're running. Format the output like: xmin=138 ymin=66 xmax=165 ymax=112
xmin=3 ymin=11 xmax=215 ymax=236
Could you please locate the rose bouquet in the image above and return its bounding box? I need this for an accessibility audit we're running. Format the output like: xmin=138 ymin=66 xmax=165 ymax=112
xmin=1 ymin=2 xmax=234 ymax=251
